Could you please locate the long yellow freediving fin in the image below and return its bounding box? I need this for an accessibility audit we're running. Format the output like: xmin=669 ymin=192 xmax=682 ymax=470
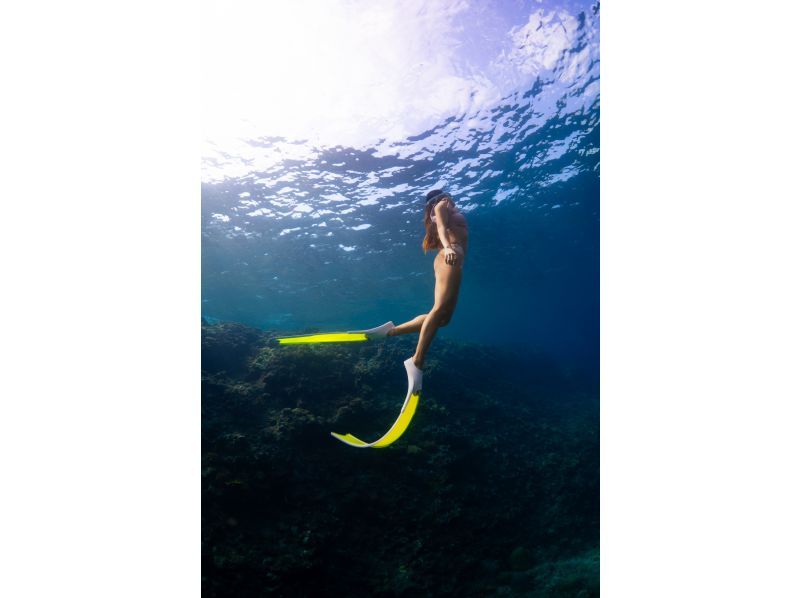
xmin=277 ymin=332 xmax=367 ymax=345
xmin=331 ymin=391 xmax=420 ymax=448
xmin=276 ymin=321 xmax=394 ymax=345
xmin=331 ymin=357 xmax=423 ymax=448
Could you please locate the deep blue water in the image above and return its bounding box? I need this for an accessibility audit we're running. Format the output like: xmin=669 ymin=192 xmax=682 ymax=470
xmin=202 ymin=1 xmax=599 ymax=378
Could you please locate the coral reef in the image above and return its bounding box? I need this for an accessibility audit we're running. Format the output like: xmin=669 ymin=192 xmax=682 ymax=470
xmin=202 ymin=322 xmax=598 ymax=597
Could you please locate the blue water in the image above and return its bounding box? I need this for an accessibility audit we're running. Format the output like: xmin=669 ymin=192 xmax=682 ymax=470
xmin=202 ymin=0 xmax=599 ymax=377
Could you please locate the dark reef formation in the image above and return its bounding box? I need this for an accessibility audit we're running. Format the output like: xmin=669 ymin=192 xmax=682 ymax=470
xmin=202 ymin=322 xmax=598 ymax=597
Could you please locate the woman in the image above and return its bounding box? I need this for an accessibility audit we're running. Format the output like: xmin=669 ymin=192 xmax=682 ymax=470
xmin=358 ymin=189 xmax=468 ymax=391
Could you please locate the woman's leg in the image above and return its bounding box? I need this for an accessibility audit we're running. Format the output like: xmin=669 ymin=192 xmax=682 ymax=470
xmin=388 ymin=314 xmax=427 ymax=336
xmin=412 ymin=251 xmax=463 ymax=368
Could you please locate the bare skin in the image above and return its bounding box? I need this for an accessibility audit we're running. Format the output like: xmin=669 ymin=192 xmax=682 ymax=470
xmin=388 ymin=196 xmax=468 ymax=369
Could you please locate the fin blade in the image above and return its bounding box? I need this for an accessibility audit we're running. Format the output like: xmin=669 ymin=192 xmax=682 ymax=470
xmin=372 ymin=391 xmax=420 ymax=448
xmin=330 ymin=391 xmax=420 ymax=449
xmin=330 ymin=432 xmax=370 ymax=447
xmin=277 ymin=332 xmax=368 ymax=344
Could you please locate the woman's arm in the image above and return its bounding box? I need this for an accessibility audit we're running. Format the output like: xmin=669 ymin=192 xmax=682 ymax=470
xmin=434 ymin=200 xmax=458 ymax=265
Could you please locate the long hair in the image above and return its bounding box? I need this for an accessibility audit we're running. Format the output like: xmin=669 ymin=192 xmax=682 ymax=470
xmin=422 ymin=189 xmax=448 ymax=253
xmin=422 ymin=200 xmax=441 ymax=253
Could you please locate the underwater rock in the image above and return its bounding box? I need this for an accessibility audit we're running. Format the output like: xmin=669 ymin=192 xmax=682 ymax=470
xmin=202 ymin=321 xmax=598 ymax=597
xmin=510 ymin=545 xmax=536 ymax=571
xmin=202 ymin=322 xmax=264 ymax=377
xmin=266 ymin=407 xmax=324 ymax=441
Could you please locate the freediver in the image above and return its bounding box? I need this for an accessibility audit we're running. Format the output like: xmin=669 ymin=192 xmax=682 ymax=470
xmin=357 ymin=188 xmax=468 ymax=392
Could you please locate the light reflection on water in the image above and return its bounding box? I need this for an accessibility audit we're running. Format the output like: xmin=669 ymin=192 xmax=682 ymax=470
xmin=202 ymin=1 xmax=599 ymax=369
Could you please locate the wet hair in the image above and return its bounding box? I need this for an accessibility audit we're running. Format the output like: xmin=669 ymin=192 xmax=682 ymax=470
xmin=422 ymin=189 xmax=452 ymax=253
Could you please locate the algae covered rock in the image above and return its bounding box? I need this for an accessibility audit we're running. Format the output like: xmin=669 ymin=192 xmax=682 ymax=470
xmin=510 ymin=545 xmax=536 ymax=571
xmin=202 ymin=321 xmax=599 ymax=597
xmin=202 ymin=322 xmax=263 ymax=376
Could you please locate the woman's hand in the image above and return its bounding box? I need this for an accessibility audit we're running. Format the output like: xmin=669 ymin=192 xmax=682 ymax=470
xmin=444 ymin=246 xmax=458 ymax=266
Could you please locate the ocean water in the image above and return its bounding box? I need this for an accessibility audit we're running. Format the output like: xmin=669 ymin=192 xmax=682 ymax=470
xmin=202 ymin=0 xmax=599 ymax=378
xmin=202 ymin=2 xmax=599 ymax=595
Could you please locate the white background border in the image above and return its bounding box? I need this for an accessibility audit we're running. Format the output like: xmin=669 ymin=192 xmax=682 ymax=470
xmin=1 ymin=1 xmax=798 ymax=596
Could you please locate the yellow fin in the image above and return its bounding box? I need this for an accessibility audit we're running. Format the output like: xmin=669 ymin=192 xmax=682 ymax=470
xmin=331 ymin=391 xmax=420 ymax=449
xmin=277 ymin=332 xmax=368 ymax=344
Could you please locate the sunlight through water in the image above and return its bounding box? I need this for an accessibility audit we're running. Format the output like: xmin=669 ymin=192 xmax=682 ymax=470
xmin=202 ymin=0 xmax=599 ymax=370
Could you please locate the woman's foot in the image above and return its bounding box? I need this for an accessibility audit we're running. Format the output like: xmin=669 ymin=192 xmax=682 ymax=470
xmin=404 ymin=357 xmax=423 ymax=393
xmin=348 ymin=321 xmax=395 ymax=339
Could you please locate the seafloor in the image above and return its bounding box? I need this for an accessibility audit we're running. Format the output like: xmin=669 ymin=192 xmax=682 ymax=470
xmin=202 ymin=322 xmax=598 ymax=597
